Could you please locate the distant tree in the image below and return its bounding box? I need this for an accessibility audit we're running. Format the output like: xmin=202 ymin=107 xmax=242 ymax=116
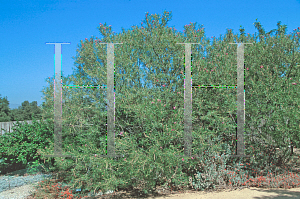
xmin=0 ymin=99 xmax=43 ymax=122
xmin=29 ymin=101 xmax=43 ymax=120
xmin=8 ymin=108 xmax=24 ymax=122
xmin=0 ymin=95 xmax=13 ymax=122
xmin=20 ymin=101 xmax=32 ymax=120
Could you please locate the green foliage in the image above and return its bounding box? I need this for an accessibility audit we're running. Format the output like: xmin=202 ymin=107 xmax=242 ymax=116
xmin=0 ymin=94 xmax=13 ymax=122
xmin=2 ymin=11 xmax=299 ymax=196
xmin=0 ymin=96 xmax=44 ymax=122
xmin=0 ymin=97 xmax=47 ymax=174
xmin=0 ymin=118 xmax=58 ymax=175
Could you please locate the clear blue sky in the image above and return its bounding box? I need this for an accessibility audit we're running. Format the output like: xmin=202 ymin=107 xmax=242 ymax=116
xmin=1 ymin=0 xmax=299 ymax=110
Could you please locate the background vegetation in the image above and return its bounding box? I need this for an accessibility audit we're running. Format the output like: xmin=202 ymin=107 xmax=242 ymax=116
xmin=0 ymin=95 xmax=43 ymax=122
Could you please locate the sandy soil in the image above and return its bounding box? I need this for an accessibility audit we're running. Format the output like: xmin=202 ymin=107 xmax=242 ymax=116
xmin=145 ymin=187 xmax=300 ymax=199
xmin=89 ymin=185 xmax=300 ymax=199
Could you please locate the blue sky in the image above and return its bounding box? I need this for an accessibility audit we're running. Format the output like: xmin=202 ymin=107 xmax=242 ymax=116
xmin=1 ymin=0 xmax=299 ymax=110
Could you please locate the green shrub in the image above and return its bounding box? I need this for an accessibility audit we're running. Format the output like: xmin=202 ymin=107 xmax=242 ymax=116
xmin=0 ymin=118 xmax=57 ymax=175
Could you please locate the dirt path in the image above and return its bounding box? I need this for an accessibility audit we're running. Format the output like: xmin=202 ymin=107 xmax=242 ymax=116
xmin=1 ymin=181 xmax=40 ymax=199
xmin=85 ymin=185 xmax=300 ymax=199
xmin=145 ymin=187 xmax=300 ymax=199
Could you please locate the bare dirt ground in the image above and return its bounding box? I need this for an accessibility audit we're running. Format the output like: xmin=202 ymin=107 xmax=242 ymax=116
xmin=100 ymin=186 xmax=300 ymax=199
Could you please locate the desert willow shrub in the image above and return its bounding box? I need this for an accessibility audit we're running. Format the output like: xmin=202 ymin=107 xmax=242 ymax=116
xmin=36 ymin=11 xmax=300 ymax=195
